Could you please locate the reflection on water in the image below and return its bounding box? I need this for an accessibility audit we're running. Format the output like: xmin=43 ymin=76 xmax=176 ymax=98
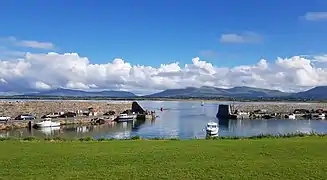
xmin=2 ymin=100 xmax=327 ymax=139
xmin=38 ymin=127 xmax=60 ymax=136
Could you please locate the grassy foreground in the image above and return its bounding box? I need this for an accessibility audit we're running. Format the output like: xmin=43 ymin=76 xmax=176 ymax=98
xmin=1 ymin=137 xmax=327 ymax=180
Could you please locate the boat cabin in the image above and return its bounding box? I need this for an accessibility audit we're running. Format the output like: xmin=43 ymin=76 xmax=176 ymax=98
xmin=207 ymin=122 xmax=218 ymax=129
xmin=15 ymin=114 xmax=36 ymax=120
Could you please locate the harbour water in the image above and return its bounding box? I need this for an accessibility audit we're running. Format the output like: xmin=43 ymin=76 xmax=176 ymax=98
xmin=2 ymin=100 xmax=327 ymax=139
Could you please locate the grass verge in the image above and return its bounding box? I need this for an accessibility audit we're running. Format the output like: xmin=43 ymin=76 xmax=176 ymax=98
xmin=0 ymin=135 xmax=327 ymax=179
xmin=1 ymin=131 xmax=326 ymax=142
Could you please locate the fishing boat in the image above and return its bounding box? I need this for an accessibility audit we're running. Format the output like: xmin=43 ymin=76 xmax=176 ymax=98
xmin=117 ymin=113 xmax=135 ymax=122
xmin=205 ymin=122 xmax=219 ymax=135
xmin=318 ymin=113 xmax=325 ymax=119
xmin=35 ymin=118 xmax=61 ymax=128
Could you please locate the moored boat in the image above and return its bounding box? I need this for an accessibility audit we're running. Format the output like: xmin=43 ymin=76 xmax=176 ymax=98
xmin=35 ymin=118 xmax=61 ymax=128
xmin=288 ymin=113 xmax=296 ymax=120
xmin=318 ymin=113 xmax=325 ymax=119
xmin=205 ymin=122 xmax=219 ymax=135
xmin=0 ymin=116 xmax=11 ymax=121
xmin=117 ymin=113 xmax=136 ymax=122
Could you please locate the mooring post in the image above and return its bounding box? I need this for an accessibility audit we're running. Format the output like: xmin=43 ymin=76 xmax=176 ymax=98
xmin=28 ymin=121 xmax=32 ymax=130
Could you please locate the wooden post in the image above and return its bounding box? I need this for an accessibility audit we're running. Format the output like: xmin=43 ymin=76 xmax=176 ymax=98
xmin=28 ymin=121 xmax=32 ymax=130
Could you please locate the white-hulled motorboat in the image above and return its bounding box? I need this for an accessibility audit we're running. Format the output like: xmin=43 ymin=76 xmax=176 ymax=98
xmin=0 ymin=116 xmax=11 ymax=121
xmin=117 ymin=113 xmax=135 ymax=122
xmin=205 ymin=122 xmax=219 ymax=135
xmin=35 ymin=118 xmax=61 ymax=128
xmin=318 ymin=113 xmax=325 ymax=119
xmin=288 ymin=113 xmax=296 ymax=120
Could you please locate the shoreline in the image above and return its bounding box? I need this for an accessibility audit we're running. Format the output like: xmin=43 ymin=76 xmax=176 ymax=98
xmin=0 ymin=132 xmax=326 ymax=141
xmin=2 ymin=98 xmax=327 ymax=104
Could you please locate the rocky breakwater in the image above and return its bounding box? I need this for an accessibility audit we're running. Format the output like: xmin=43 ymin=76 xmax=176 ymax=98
xmin=0 ymin=100 xmax=132 ymax=130
xmin=233 ymin=102 xmax=327 ymax=114
xmin=0 ymin=100 xmax=132 ymax=118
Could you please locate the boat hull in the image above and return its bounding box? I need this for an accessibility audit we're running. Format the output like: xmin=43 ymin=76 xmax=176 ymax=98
xmin=116 ymin=114 xmax=136 ymax=122
xmin=117 ymin=118 xmax=134 ymax=122
xmin=318 ymin=115 xmax=325 ymax=120
xmin=206 ymin=129 xmax=219 ymax=135
xmin=35 ymin=121 xmax=61 ymax=128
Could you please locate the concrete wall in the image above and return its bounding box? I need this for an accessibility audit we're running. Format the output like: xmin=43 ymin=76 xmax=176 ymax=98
xmin=131 ymin=101 xmax=145 ymax=114
xmin=216 ymin=104 xmax=231 ymax=118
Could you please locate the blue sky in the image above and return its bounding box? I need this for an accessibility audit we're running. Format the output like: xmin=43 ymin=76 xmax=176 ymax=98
xmin=1 ymin=0 xmax=327 ymax=67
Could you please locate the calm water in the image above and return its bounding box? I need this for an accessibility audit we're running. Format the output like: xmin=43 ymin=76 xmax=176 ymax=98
xmin=2 ymin=100 xmax=327 ymax=139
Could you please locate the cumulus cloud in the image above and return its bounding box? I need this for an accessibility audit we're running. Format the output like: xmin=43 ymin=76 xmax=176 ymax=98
xmin=220 ymin=32 xmax=263 ymax=44
xmin=313 ymin=55 xmax=327 ymax=62
xmin=35 ymin=81 xmax=51 ymax=90
xmin=304 ymin=12 xmax=327 ymax=21
xmin=1 ymin=52 xmax=327 ymax=94
xmin=0 ymin=36 xmax=55 ymax=50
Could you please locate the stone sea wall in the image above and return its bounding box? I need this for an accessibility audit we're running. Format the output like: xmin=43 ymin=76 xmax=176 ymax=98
xmin=232 ymin=102 xmax=327 ymax=113
xmin=0 ymin=101 xmax=132 ymax=118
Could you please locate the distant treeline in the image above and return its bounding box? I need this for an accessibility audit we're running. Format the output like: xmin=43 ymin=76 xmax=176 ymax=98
xmin=0 ymin=95 xmax=326 ymax=102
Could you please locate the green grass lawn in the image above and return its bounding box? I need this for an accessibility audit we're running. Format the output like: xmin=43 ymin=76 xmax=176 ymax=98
xmin=1 ymin=137 xmax=327 ymax=180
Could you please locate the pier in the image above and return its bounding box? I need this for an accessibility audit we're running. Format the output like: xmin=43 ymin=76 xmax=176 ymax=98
xmin=216 ymin=104 xmax=250 ymax=120
xmin=216 ymin=103 xmax=326 ymax=120
xmin=131 ymin=101 xmax=156 ymax=120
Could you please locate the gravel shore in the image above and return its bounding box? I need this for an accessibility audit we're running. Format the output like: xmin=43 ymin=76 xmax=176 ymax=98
xmin=232 ymin=102 xmax=327 ymax=113
xmin=0 ymin=101 xmax=132 ymax=118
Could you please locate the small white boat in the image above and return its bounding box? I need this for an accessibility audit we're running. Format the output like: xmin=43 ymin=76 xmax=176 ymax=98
xmin=237 ymin=111 xmax=249 ymax=115
xmin=318 ymin=113 xmax=325 ymax=119
xmin=288 ymin=113 xmax=296 ymax=120
xmin=35 ymin=118 xmax=61 ymax=128
xmin=117 ymin=113 xmax=135 ymax=122
xmin=201 ymin=101 xmax=204 ymax=106
xmin=0 ymin=116 xmax=11 ymax=121
xmin=205 ymin=122 xmax=219 ymax=135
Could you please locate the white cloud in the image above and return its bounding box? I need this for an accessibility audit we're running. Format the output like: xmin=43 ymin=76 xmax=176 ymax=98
xmin=66 ymin=81 xmax=91 ymax=90
xmin=17 ymin=40 xmax=55 ymax=50
xmin=304 ymin=12 xmax=327 ymax=21
xmin=313 ymin=55 xmax=327 ymax=62
xmin=0 ymin=36 xmax=55 ymax=50
xmin=0 ymin=78 xmax=7 ymax=84
xmin=220 ymin=32 xmax=263 ymax=43
xmin=35 ymin=81 xmax=51 ymax=90
xmin=1 ymin=52 xmax=327 ymax=94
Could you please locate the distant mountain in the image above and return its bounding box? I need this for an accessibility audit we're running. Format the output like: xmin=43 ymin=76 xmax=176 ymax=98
xmin=146 ymin=86 xmax=292 ymax=98
xmin=293 ymin=86 xmax=327 ymax=99
xmin=4 ymin=86 xmax=327 ymax=100
xmin=24 ymin=88 xmax=137 ymax=97
xmin=226 ymin=86 xmax=292 ymax=98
